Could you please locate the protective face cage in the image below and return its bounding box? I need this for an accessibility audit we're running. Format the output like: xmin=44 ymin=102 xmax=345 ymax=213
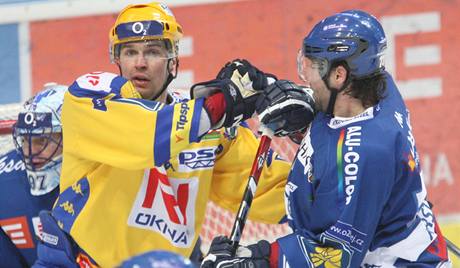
xmin=296 ymin=49 xmax=329 ymax=82
xmin=13 ymin=112 xmax=62 ymax=172
xmin=13 ymin=111 xmax=63 ymax=196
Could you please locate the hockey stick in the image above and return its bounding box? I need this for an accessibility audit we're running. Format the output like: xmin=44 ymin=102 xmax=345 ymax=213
xmin=427 ymin=201 xmax=460 ymax=258
xmin=229 ymin=126 xmax=274 ymax=255
xmin=445 ymin=236 xmax=460 ymax=258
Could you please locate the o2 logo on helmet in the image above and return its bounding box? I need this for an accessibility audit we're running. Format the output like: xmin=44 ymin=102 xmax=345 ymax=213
xmin=177 ymin=147 xmax=216 ymax=172
xmin=24 ymin=112 xmax=37 ymax=127
xmin=131 ymin=22 xmax=147 ymax=36
xmin=17 ymin=112 xmax=52 ymax=129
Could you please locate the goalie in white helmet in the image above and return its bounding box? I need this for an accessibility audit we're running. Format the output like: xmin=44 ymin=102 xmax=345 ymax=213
xmin=13 ymin=83 xmax=66 ymax=196
xmin=0 ymin=83 xmax=67 ymax=267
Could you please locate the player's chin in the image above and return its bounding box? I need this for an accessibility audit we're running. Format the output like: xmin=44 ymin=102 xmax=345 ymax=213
xmin=136 ymin=86 xmax=158 ymax=100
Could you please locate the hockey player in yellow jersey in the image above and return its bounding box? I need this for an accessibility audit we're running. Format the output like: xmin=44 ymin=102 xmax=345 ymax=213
xmin=32 ymin=2 xmax=290 ymax=267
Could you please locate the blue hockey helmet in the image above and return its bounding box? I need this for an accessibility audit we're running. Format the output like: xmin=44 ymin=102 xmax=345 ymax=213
xmin=118 ymin=250 xmax=195 ymax=268
xmin=301 ymin=10 xmax=387 ymax=79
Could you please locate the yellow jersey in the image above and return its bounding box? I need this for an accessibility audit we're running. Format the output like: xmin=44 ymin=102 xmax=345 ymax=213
xmin=53 ymin=72 xmax=290 ymax=267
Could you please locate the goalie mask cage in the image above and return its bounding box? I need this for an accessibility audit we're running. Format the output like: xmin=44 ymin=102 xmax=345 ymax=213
xmin=0 ymin=105 xmax=297 ymax=251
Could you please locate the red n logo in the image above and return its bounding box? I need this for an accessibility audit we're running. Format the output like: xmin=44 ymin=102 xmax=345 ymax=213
xmin=141 ymin=168 xmax=189 ymax=225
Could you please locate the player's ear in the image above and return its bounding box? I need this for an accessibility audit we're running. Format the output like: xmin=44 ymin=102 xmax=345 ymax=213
xmin=330 ymin=65 xmax=347 ymax=88
xmin=114 ymin=58 xmax=121 ymax=66
xmin=168 ymin=58 xmax=179 ymax=76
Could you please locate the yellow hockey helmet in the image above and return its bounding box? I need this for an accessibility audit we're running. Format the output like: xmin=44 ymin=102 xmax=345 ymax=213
xmin=109 ymin=2 xmax=183 ymax=62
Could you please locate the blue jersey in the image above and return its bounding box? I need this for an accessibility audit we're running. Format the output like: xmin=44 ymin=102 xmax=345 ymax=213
xmin=0 ymin=149 xmax=59 ymax=267
xmin=275 ymin=73 xmax=450 ymax=267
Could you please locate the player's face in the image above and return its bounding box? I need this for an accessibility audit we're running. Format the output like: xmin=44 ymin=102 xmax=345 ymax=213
xmin=117 ymin=41 xmax=176 ymax=101
xmin=298 ymin=56 xmax=330 ymax=112
xmin=22 ymin=133 xmax=62 ymax=169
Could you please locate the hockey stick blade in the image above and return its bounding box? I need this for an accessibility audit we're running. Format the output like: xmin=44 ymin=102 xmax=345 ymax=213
xmin=229 ymin=126 xmax=274 ymax=255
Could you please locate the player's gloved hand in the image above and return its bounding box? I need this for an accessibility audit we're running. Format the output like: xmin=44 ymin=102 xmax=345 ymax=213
xmin=201 ymin=236 xmax=271 ymax=268
xmin=33 ymin=211 xmax=80 ymax=268
xmin=216 ymin=59 xmax=277 ymax=91
xmin=256 ymin=80 xmax=316 ymax=137
xmin=191 ymin=78 xmax=259 ymax=129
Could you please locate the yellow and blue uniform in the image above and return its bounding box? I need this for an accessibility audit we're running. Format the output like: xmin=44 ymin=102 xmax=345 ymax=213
xmin=51 ymin=72 xmax=289 ymax=267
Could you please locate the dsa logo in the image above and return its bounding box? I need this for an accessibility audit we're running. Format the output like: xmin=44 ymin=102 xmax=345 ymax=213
xmin=178 ymin=147 xmax=216 ymax=172
xmin=128 ymin=167 xmax=198 ymax=247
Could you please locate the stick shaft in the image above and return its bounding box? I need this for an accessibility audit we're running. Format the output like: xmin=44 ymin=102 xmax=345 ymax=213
xmin=229 ymin=127 xmax=273 ymax=255
xmin=445 ymin=236 xmax=460 ymax=258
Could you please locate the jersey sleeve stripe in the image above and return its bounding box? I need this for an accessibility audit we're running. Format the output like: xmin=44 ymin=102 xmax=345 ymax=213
xmin=68 ymin=81 xmax=112 ymax=99
xmin=153 ymin=105 xmax=174 ymax=166
xmin=190 ymin=98 xmax=204 ymax=142
xmin=109 ymin=75 xmax=130 ymax=95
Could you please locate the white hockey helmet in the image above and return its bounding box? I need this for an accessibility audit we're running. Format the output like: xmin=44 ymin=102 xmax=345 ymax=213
xmin=13 ymin=83 xmax=67 ymax=196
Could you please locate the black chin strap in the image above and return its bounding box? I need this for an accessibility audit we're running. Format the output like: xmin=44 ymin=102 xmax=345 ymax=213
xmin=325 ymin=88 xmax=338 ymax=117
xmin=149 ymin=58 xmax=179 ymax=101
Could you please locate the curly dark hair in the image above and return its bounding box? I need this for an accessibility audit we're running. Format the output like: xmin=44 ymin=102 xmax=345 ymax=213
xmin=346 ymin=73 xmax=387 ymax=108
xmin=330 ymin=60 xmax=387 ymax=108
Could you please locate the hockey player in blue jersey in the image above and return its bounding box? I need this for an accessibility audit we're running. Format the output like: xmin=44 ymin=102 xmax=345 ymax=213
xmin=0 ymin=83 xmax=66 ymax=267
xmin=202 ymin=10 xmax=451 ymax=267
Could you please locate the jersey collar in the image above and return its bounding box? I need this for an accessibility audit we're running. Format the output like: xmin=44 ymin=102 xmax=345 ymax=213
xmin=327 ymin=106 xmax=375 ymax=129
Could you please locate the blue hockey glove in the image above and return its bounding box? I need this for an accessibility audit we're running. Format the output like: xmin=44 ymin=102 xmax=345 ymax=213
xmin=256 ymin=80 xmax=316 ymax=137
xmin=32 ymin=211 xmax=79 ymax=268
xmin=201 ymin=236 xmax=271 ymax=268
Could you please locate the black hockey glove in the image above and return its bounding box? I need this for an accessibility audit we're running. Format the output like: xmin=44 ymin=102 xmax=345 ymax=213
xmin=191 ymin=78 xmax=258 ymax=128
xmin=201 ymin=236 xmax=271 ymax=268
xmin=216 ymin=59 xmax=277 ymax=91
xmin=191 ymin=59 xmax=275 ymax=100
xmin=256 ymin=80 xmax=316 ymax=137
